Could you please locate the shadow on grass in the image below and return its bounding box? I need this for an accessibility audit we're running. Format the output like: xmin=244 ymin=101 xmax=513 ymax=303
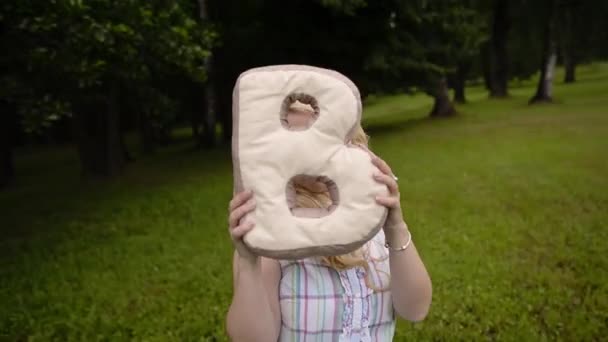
xmin=0 ymin=138 xmax=232 ymax=243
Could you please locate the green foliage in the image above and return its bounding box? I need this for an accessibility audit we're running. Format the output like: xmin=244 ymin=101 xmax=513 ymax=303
xmin=1 ymin=63 xmax=607 ymax=340
xmin=0 ymin=0 xmax=216 ymax=132
xmin=317 ymin=0 xmax=367 ymax=14
xmin=507 ymin=0 xmax=549 ymax=80
xmin=506 ymin=0 xmax=608 ymax=81
xmin=361 ymin=0 xmax=487 ymax=94
xmin=208 ymin=0 xmax=486 ymax=99
xmin=559 ymin=0 xmax=608 ymax=61
xmin=139 ymin=87 xmax=180 ymax=142
xmin=19 ymin=95 xmax=72 ymax=134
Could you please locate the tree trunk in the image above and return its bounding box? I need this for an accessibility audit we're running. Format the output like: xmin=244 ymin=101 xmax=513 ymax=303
xmin=120 ymin=125 xmax=133 ymax=162
xmin=74 ymin=84 xmax=126 ymax=177
xmin=198 ymin=0 xmax=217 ymax=147
xmin=105 ymin=84 xmax=127 ymax=174
xmin=534 ymin=52 xmax=557 ymax=101
xmin=489 ymin=0 xmax=510 ymax=98
xmin=0 ymin=101 xmax=15 ymax=188
xmin=190 ymin=100 xmax=201 ymax=142
xmin=530 ymin=0 xmax=558 ymax=104
xmin=564 ymin=59 xmax=576 ymax=83
xmin=201 ymin=73 xmax=217 ymax=147
xmin=207 ymin=46 xmax=233 ymax=144
xmin=561 ymin=5 xmax=576 ymax=84
xmin=218 ymin=69 xmax=234 ymax=143
xmin=138 ymin=107 xmax=156 ymax=154
xmin=453 ymin=80 xmax=466 ymax=104
xmin=429 ymin=77 xmax=456 ymax=117
xmin=480 ymin=43 xmax=492 ymax=91
xmin=453 ymin=62 xmax=469 ymax=104
xmin=0 ymin=138 xmax=13 ymax=188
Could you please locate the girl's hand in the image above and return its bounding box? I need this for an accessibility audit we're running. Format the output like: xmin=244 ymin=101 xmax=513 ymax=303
xmin=371 ymin=156 xmax=408 ymax=234
xmin=228 ymin=190 xmax=257 ymax=260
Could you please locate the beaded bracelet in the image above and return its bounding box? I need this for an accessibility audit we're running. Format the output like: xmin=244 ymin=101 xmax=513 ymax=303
xmin=384 ymin=229 xmax=412 ymax=252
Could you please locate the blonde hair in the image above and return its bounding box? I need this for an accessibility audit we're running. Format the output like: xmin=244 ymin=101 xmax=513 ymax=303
xmin=293 ymin=124 xmax=387 ymax=291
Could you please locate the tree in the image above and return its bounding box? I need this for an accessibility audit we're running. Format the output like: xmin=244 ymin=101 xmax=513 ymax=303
xmin=530 ymin=0 xmax=559 ymax=104
xmin=558 ymin=0 xmax=608 ymax=84
xmin=507 ymin=1 xmax=543 ymax=84
xmin=430 ymin=78 xmax=456 ymax=117
xmin=196 ymin=0 xmax=218 ymax=147
xmin=363 ymin=1 xmax=485 ymax=115
xmin=451 ymin=62 xmax=471 ymax=104
xmin=560 ymin=0 xmax=577 ymax=83
xmin=487 ymin=0 xmax=510 ymax=98
xmin=0 ymin=101 xmax=17 ymax=187
xmin=1 ymin=0 xmax=215 ymax=176
xmin=204 ymin=0 xmax=492 ymax=129
xmin=448 ymin=1 xmax=488 ymax=104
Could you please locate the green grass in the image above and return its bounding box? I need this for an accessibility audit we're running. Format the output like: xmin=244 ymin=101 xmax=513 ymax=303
xmin=1 ymin=64 xmax=608 ymax=341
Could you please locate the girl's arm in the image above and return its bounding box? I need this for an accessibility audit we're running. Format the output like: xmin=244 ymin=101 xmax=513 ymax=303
xmin=384 ymin=223 xmax=432 ymax=321
xmin=372 ymin=157 xmax=433 ymax=322
xmin=225 ymin=191 xmax=281 ymax=341
xmin=227 ymin=253 xmax=281 ymax=341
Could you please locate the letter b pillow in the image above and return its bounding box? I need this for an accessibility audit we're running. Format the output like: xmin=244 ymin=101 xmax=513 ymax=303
xmin=232 ymin=65 xmax=389 ymax=260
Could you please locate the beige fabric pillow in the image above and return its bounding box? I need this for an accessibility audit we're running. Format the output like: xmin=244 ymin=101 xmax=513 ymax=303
xmin=231 ymin=65 xmax=388 ymax=260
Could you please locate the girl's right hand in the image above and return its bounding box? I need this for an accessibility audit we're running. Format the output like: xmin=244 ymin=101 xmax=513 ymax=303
xmin=228 ymin=190 xmax=257 ymax=260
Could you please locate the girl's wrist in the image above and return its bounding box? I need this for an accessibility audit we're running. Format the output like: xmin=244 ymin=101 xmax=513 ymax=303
xmin=234 ymin=241 xmax=259 ymax=266
xmin=237 ymin=252 xmax=260 ymax=270
xmin=384 ymin=219 xmax=408 ymax=234
xmin=384 ymin=221 xmax=409 ymax=244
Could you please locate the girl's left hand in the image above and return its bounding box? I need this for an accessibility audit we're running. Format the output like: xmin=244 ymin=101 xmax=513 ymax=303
xmin=371 ymin=155 xmax=407 ymax=233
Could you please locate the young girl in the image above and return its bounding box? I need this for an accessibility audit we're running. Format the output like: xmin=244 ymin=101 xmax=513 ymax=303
xmin=226 ymin=104 xmax=432 ymax=341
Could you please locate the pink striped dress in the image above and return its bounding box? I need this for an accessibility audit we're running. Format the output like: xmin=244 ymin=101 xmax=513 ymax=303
xmin=278 ymin=230 xmax=395 ymax=341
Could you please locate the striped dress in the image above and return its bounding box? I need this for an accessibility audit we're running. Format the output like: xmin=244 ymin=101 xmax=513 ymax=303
xmin=278 ymin=230 xmax=395 ymax=341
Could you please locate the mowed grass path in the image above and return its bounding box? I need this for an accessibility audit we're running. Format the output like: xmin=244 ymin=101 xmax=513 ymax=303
xmin=1 ymin=64 xmax=607 ymax=341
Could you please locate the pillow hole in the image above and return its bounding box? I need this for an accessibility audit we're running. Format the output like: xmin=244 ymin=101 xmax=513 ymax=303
xmin=286 ymin=175 xmax=339 ymax=218
xmin=280 ymin=93 xmax=320 ymax=131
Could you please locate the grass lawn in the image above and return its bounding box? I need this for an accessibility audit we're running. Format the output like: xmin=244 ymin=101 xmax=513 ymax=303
xmin=1 ymin=64 xmax=607 ymax=341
